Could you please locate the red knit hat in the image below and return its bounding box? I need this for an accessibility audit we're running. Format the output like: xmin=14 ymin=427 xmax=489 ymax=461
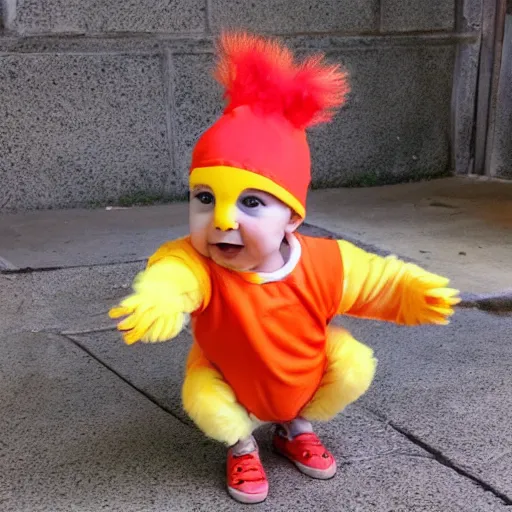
xmin=190 ymin=32 xmax=349 ymax=223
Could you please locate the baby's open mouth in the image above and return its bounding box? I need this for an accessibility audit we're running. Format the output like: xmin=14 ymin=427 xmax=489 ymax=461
xmin=213 ymin=242 xmax=244 ymax=257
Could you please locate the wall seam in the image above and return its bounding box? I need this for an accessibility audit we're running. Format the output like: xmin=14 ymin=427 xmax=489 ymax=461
xmin=161 ymin=48 xmax=180 ymax=197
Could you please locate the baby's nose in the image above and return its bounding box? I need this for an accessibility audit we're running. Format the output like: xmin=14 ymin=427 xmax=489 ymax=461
xmin=214 ymin=204 xmax=239 ymax=231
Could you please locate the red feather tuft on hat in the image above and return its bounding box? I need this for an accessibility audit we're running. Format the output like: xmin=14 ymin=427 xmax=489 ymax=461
xmin=213 ymin=32 xmax=350 ymax=130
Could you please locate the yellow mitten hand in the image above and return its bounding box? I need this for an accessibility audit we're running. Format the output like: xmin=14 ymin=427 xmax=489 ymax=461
xmin=399 ymin=264 xmax=461 ymax=325
xmin=109 ymin=258 xmax=203 ymax=345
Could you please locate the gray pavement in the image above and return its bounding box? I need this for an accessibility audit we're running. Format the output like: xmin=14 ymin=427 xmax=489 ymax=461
xmin=1 ymin=176 xmax=512 ymax=511
xmin=0 ymin=202 xmax=190 ymax=270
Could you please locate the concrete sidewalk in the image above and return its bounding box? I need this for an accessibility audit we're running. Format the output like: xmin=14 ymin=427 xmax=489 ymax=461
xmin=1 ymin=176 xmax=512 ymax=511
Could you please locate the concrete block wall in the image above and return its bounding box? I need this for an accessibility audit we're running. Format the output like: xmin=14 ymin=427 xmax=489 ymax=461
xmin=0 ymin=1 xmax=481 ymax=211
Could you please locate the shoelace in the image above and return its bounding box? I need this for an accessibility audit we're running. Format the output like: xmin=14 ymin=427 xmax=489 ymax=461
xmin=230 ymin=453 xmax=266 ymax=484
xmin=289 ymin=433 xmax=331 ymax=460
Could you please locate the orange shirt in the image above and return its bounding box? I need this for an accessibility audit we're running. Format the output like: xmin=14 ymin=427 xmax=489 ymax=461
xmin=192 ymin=234 xmax=343 ymax=422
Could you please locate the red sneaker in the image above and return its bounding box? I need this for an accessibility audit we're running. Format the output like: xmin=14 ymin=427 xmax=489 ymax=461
xmin=273 ymin=430 xmax=337 ymax=479
xmin=226 ymin=448 xmax=269 ymax=504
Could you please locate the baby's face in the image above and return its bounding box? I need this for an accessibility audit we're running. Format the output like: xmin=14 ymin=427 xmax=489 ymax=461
xmin=189 ymin=186 xmax=301 ymax=273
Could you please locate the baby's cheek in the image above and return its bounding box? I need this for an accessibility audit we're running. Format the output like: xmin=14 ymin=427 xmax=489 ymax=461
xmin=190 ymin=208 xmax=210 ymax=232
xmin=189 ymin=219 xmax=209 ymax=255
xmin=190 ymin=234 xmax=209 ymax=258
xmin=252 ymin=234 xmax=279 ymax=258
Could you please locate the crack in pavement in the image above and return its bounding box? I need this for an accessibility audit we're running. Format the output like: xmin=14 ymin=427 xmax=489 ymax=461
xmin=300 ymin=223 xmax=512 ymax=313
xmin=38 ymin=330 xmax=512 ymax=505
xmin=0 ymin=222 xmax=405 ymax=276
xmin=3 ymin=225 xmax=512 ymax=312
xmin=364 ymin=407 xmax=512 ymax=506
xmin=59 ymin=333 xmax=193 ymax=430
xmin=0 ymin=258 xmax=146 ymax=275
xmin=58 ymin=330 xmax=438 ymax=473
xmin=341 ymin=449 xmax=433 ymax=464
xmin=60 ymin=326 xmax=117 ymax=336
xmin=300 ymin=222 xmax=397 ymax=259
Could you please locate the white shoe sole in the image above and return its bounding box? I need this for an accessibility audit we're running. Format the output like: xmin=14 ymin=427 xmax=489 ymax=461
xmin=228 ymin=486 xmax=268 ymax=504
xmin=274 ymin=446 xmax=337 ymax=480
xmin=293 ymin=459 xmax=337 ymax=480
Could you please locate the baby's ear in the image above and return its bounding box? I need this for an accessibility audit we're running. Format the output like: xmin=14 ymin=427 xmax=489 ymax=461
xmin=285 ymin=212 xmax=303 ymax=233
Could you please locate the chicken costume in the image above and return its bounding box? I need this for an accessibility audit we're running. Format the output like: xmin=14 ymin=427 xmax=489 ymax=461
xmin=110 ymin=32 xmax=459 ymax=503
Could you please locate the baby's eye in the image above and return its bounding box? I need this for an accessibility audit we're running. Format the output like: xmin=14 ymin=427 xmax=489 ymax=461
xmin=241 ymin=196 xmax=264 ymax=208
xmin=195 ymin=192 xmax=214 ymax=205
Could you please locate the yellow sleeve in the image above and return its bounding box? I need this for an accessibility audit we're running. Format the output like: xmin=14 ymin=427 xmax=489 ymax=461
xmin=109 ymin=237 xmax=211 ymax=344
xmin=336 ymin=240 xmax=460 ymax=326
xmin=146 ymin=236 xmax=212 ymax=312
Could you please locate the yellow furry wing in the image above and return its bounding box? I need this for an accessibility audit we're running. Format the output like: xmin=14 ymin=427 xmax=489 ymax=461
xmin=397 ymin=263 xmax=460 ymax=325
xmin=336 ymin=240 xmax=460 ymax=325
xmin=109 ymin=238 xmax=211 ymax=345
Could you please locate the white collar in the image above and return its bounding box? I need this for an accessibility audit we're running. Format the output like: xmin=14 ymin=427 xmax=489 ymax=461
xmin=253 ymin=232 xmax=302 ymax=283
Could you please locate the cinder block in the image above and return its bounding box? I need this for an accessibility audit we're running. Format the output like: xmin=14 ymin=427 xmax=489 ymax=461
xmin=171 ymin=53 xmax=224 ymax=193
xmin=210 ymin=0 xmax=379 ymax=34
xmin=381 ymin=0 xmax=455 ymax=32
xmin=8 ymin=0 xmax=205 ymax=35
xmin=308 ymin=45 xmax=456 ymax=187
xmin=171 ymin=44 xmax=455 ymax=191
xmin=0 ymin=54 xmax=172 ymax=211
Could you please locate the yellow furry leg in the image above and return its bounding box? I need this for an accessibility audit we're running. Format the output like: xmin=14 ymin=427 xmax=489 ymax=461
xmin=301 ymin=326 xmax=377 ymax=421
xmin=182 ymin=341 xmax=257 ymax=446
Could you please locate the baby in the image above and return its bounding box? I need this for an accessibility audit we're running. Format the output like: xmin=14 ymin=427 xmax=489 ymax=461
xmin=110 ymin=32 xmax=460 ymax=504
